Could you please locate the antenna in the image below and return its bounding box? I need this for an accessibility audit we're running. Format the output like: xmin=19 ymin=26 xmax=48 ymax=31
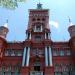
xmin=63 ymin=35 xmax=65 ymax=42
xmin=6 ymin=19 xmax=8 ymax=23
xmin=68 ymin=16 xmax=73 ymax=26
xmin=68 ymin=16 xmax=71 ymax=23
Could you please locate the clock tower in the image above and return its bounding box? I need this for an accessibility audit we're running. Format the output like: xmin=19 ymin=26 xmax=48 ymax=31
xmin=22 ymin=3 xmax=54 ymax=75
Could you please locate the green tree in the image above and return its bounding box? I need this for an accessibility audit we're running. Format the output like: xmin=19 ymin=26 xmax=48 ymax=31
xmin=0 ymin=0 xmax=26 ymax=9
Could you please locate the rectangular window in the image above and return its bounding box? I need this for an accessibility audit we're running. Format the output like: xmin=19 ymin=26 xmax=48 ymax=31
xmin=53 ymin=50 xmax=58 ymax=56
xmin=11 ymin=51 xmax=15 ymax=56
xmin=54 ymin=72 xmax=62 ymax=75
xmin=36 ymin=26 xmax=41 ymax=31
xmin=5 ymin=50 xmax=9 ymax=56
xmin=17 ymin=51 xmax=22 ymax=56
xmin=34 ymin=25 xmax=42 ymax=32
xmin=62 ymin=71 xmax=69 ymax=75
xmin=4 ymin=49 xmax=22 ymax=56
xmin=35 ymin=36 xmax=41 ymax=41
xmin=34 ymin=66 xmax=40 ymax=71
xmin=59 ymin=50 xmax=64 ymax=56
xmin=66 ymin=50 xmax=71 ymax=56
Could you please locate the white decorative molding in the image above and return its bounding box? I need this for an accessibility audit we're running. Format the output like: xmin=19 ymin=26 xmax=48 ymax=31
xmin=49 ymin=46 xmax=53 ymax=66
xmin=26 ymin=47 xmax=30 ymax=66
xmin=45 ymin=46 xmax=48 ymax=66
xmin=22 ymin=47 xmax=26 ymax=67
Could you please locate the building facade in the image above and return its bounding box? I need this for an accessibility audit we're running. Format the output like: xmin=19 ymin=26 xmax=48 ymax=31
xmin=0 ymin=3 xmax=75 ymax=75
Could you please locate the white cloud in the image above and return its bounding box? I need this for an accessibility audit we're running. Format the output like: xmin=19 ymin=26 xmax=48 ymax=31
xmin=49 ymin=21 xmax=59 ymax=29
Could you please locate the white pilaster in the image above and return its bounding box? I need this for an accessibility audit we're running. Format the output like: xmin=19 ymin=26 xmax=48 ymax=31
xmin=49 ymin=46 xmax=53 ymax=66
xmin=45 ymin=46 xmax=48 ymax=66
xmin=48 ymin=33 xmax=49 ymax=39
xmin=41 ymin=25 xmax=42 ymax=32
xmin=22 ymin=47 xmax=26 ymax=67
xmin=34 ymin=25 xmax=36 ymax=32
xmin=29 ymin=33 xmax=31 ymax=39
xmin=26 ymin=33 xmax=27 ymax=39
xmin=26 ymin=47 xmax=30 ymax=66
xmin=45 ymin=33 xmax=47 ymax=39
xmin=48 ymin=33 xmax=50 ymax=39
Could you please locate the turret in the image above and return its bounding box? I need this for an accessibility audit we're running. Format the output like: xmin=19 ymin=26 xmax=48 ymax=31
xmin=68 ymin=22 xmax=75 ymax=66
xmin=0 ymin=25 xmax=9 ymax=39
xmin=68 ymin=25 xmax=75 ymax=38
xmin=0 ymin=21 xmax=9 ymax=58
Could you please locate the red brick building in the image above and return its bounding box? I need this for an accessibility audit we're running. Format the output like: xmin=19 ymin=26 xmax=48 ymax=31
xmin=0 ymin=3 xmax=75 ymax=75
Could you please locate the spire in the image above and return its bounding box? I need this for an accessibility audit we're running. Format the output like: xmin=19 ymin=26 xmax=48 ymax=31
xmin=37 ymin=2 xmax=42 ymax=9
xmin=68 ymin=16 xmax=73 ymax=26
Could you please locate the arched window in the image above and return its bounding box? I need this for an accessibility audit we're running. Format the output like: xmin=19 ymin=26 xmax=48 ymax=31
xmin=62 ymin=64 xmax=69 ymax=75
xmin=1 ymin=65 xmax=5 ymax=75
xmin=14 ymin=63 xmax=20 ymax=75
xmin=33 ymin=23 xmax=43 ymax=32
xmin=32 ymin=18 xmax=36 ymax=21
xmin=34 ymin=56 xmax=40 ymax=71
xmin=42 ymin=18 xmax=45 ymax=21
xmin=54 ymin=64 xmax=62 ymax=75
xmin=37 ymin=18 xmax=40 ymax=21
xmin=1 ymin=64 xmax=11 ymax=75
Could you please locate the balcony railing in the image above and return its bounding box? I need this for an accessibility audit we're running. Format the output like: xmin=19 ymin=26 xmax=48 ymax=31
xmin=34 ymin=29 xmax=42 ymax=32
xmin=30 ymin=71 xmax=43 ymax=75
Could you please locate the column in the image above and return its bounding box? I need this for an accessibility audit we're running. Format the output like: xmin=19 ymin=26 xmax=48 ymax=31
xmin=45 ymin=33 xmax=47 ymax=39
xmin=29 ymin=33 xmax=31 ymax=39
xmin=48 ymin=33 xmax=49 ymax=39
xmin=49 ymin=46 xmax=53 ymax=66
xmin=48 ymin=33 xmax=51 ymax=39
xmin=26 ymin=47 xmax=30 ymax=67
xmin=45 ymin=46 xmax=48 ymax=66
xmin=26 ymin=33 xmax=28 ymax=39
xmin=22 ymin=47 xmax=26 ymax=67
xmin=34 ymin=25 xmax=36 ymax=32
xmin=41 ymin=25 xmax=42 ymax=32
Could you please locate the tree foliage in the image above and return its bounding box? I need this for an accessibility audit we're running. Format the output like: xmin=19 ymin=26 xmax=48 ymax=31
xmin=0 ymin=0 xmax=26 ymax=9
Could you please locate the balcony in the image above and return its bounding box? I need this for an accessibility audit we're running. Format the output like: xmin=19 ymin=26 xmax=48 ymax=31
xmin=34 ymin=29 xmax=42 ymax=32
xmin=30 ymin=71 xmax=43 ymax=75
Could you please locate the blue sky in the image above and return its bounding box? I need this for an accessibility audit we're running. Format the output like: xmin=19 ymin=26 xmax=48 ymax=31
xmin=0 ymin=0 xmax=75 ymax=41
